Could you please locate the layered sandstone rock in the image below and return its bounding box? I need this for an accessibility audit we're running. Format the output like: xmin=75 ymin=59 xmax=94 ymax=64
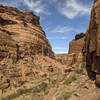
xmin=0 ymin=4 xmax=54 ymax=80
xmin=66 ymin=53 xmax=76 ymax=65
xmin=84 ymin=0 xmax=100 ymax=83
xmin=67 ymin=33 xmax=85 ymax=65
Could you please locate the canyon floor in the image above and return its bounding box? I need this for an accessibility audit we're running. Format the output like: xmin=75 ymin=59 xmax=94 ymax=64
xmin=0 ymin=55 xmax=100 ymax=100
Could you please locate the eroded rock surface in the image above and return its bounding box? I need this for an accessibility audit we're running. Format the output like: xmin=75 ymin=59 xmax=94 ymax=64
xmin=84 ymin=0 xmax=100 ymax=84
xmin=67 ymin=33 xmax=85 ymax=65
xmin=0 ymin=4 xmax=55 ymax=80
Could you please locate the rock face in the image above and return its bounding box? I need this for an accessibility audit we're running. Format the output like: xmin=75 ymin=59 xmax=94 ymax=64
xmin=84 ymin=0 xmax=100 ymax=83
xmin=0 ymin=4 xmax=54 ymax=80
xmin=66 ymin=53 xmax=76 ymax=65
xmin=67 ymin=33 xmax=85 ymax=65
xmin=55 ymin=54 xmax=67 ymax=65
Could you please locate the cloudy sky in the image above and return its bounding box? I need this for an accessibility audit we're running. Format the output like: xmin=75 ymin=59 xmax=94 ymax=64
xmin=0 ymin=0 xmax=93 ymax=53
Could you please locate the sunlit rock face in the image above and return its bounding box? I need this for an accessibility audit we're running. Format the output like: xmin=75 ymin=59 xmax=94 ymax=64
xmin=67 ymin=33 xmax=85 ymax=65
xmin=84 ymin=0 xmax=100 ymax=84
xmin=0 ymin=4 xmax=54 ymax=79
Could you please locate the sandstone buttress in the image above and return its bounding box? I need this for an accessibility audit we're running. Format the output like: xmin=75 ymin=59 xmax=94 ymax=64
xmin=67 ymin=33 xmax=85 ymax=65
xmin=0 ymin=4 xmax=55 ymax=80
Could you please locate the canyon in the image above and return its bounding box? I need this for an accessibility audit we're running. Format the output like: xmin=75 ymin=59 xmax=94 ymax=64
xmin=0 ymin=0 xmax=100 ymax=100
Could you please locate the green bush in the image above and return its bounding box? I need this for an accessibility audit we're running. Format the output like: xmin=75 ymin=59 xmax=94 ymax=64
xmin=63 ymin=92 xmax=72 ymax=100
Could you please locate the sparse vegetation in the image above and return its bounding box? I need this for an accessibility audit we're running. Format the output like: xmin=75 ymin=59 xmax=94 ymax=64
xmin=57 ymin=59 xmax=67 ymax=65
xmin=63 ymin=92 xmax=72 ymax=100
xmin=1 ymin=82 xmax=47 ymax=100
xmin=1 ymin=88 xmax=33 ymax=100
xmin=64 ymin=67 xmax=85 ymax=86
xmin=31 ymin=71 xmax=61 ymax=84
xmin=62 ymin=60 xmax=67 ymax=65
xmin=18 ymin=80 xmax=27 ymax=85
xmin=65 ymin=75 xmax=77 ymax=85
xmin=75 ymin=68 xmax=84 ymax=74
xmin=81 ymin=62 xmax=86 ymax=68
xmin=44 ymin=90 xmax=49 ymax=95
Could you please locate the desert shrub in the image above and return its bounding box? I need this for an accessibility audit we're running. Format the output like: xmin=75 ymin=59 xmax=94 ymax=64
xmin=1 ymin=82 xmax=47 ymax=100
xmin=57 ymin=59 xmax=67 ymax=65
xmin=18 ymin=80 xmax=27 ymax=85
xmin=44 ymin=90 xmax=49 ymax=95
xmin=65 ymin=75 xmax=77 ymax=85
xmin=32 ymin=82 xmax=47 ymax=92
xmin=75 ymin=68 xmax=84 ymax=74
xmin=1 ymin=90 xmax=26 ymax=100
xmin=63 ymin=92 xmax=72 ymax=100
xmin=71 ymin=75 xmax=77 ymax=81
xmin=81 ymin=62 xmax=86 ymax=68
xmin=61 ymin=60 xmax=67 ymax=65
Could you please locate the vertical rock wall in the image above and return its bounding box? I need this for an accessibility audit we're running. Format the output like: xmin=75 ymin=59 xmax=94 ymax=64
xmin=84 ymin=0 xmax=100 ymax=84
xmin=67 ymin=33 xmax=85 ymax=65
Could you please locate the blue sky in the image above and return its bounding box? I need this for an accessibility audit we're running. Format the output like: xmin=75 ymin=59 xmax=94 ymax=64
xmin=0 ymin=0 xmax=93 ymax=53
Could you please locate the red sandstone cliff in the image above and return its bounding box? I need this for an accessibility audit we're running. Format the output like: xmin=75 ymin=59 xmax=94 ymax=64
xmin=84 ymin=0 xmax=100 ymax=85
xmin=0 ymin=4 xmax=55 ymax=80
xmin=67 ymin=33 xmax=85 ymax=65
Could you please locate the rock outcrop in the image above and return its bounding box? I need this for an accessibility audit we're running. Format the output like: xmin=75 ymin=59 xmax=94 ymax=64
xmin=84 ymin=0 xmax=100 ymax=84
xmin=67 ymin=33 xmax=85 ymax=65
xmin=0 ymin=4 xmax=54 ymax=80
xmin=66 ymin=53 xmax=76 ymax=65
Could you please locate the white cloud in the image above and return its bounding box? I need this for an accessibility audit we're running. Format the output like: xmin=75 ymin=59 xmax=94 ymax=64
xmin=0 ymin=0 xmax=22 ymax=8
xmin=53 ymin=47 xmax=67 ymax=50
xmin=48 ymin=36 xmax=68 ymax=40
xmin=55 ymin=51 xmax=67 ymax=54
xmin=0 ymin=0 xmax=91 ymax=18
xmin=52 ymin=26 xmax=72 ymax=33
xmin=23 ymin=0 xmax=51 ymax=15
xmin=0 ymin=0 xmax=51 ymax=15
xmin=53 ymin=47 xmax=68 ymax=53
xmin=55 ymin=0 xmax=91 ymax=19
